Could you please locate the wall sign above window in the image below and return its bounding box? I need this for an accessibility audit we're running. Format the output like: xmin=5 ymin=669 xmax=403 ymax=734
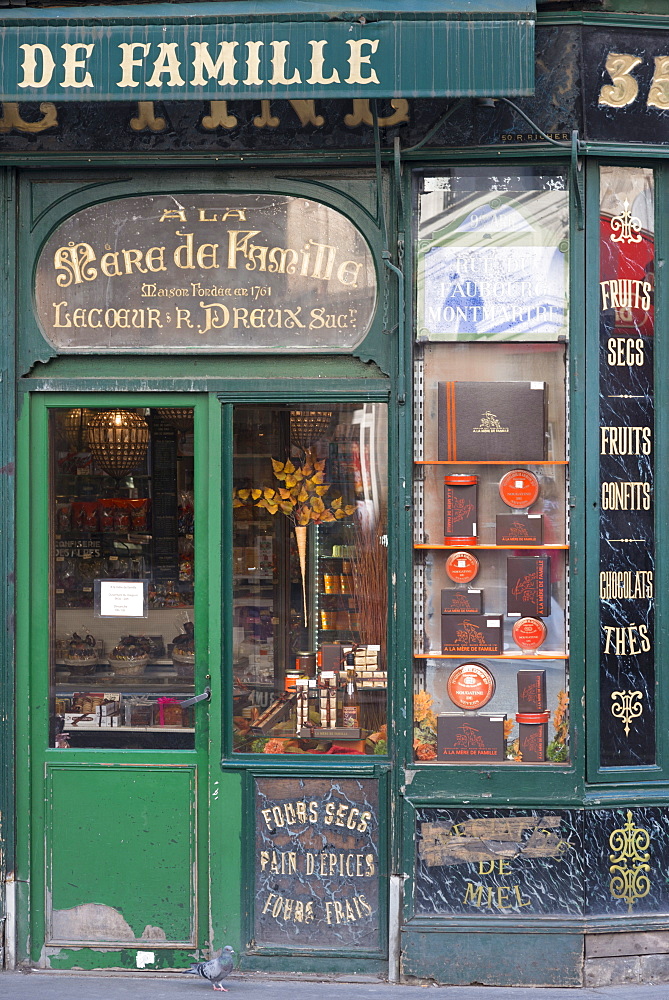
xmin=34 ymin=193 xmax=377 ymax=353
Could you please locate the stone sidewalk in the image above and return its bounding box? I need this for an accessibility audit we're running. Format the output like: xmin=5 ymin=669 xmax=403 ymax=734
xmin=2 ymin=972 xmax=669 ymax=1000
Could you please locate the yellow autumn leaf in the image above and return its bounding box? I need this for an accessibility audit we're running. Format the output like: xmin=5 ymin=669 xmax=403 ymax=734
xmin=278 ymin=488 xmax=292 ymax=500
xmin=310 ymin=497 xmax=325 ymax=513
xmin=237 ymin=489 xmax=251 ymax=500
xmin=312 ymin=471 xmax=325 ymax=484
xmin=331 ymin=496 xmax=342 ymax=508
xmin=334 ymin=509 xmax=347 ymax=519
xmin=319 ymin=510 xmax=336 ymax=522
xmin=284 ymin=459 xmax=296 ymax=474
xmin=315 ymin=485 xmax=330 ymax=496
xmin=285 ymin=476 xmax=297 ymax=487
xmin=344 ymin=505 xmax=357 ymax=516
xmin=297 ymin=488 xmax=309 ymax=503
xmin=279 ymin=502 xmax=294 ymax=515
xmin=296 ymin=509 xmax=311 ymax=525
xmin=271 ymin=458 xmax=284 ymax=473
xmin=315 ymin=459 xmax=326 ymax=472
xmin=232 ymin=498 xmax=243 ymax=507
xmin=251 ymin=489 xmax=262 ymax=500
xmin=265 ymin=503 xmax=279 ymax=515
xmin=263 ymin=487 xmax=276 ymax=500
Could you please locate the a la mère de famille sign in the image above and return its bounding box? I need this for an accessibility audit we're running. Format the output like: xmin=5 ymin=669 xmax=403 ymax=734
xmin=35 ymin=193 xmax=377 ymax=353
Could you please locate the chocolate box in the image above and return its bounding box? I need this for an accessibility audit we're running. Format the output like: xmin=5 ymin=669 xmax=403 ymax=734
xmin=441 ymin=589 xmax=483 ymax=614
xmin=496 ymin=513 xmax=544 ymax=546
xmin=517 ymin=669 xmax=547 ymax=713
xmin=441 ymin=614 xmax=503 ymax=654
xmin=518 ymin=722 xmax=548 ymax=762
xmin=438 ymin=381 xmax=547 ymax=461
xmin=507 ymin=555 xmax=551 ymax=616
xmin=437 ymin=714 xmax=507 ymax=761
xmin=444 ymin=476 xmax=478 ymax=544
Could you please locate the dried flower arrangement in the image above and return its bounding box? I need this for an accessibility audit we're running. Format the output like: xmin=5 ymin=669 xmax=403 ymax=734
xmin=233 ymin=452 xmax=356 ymax=625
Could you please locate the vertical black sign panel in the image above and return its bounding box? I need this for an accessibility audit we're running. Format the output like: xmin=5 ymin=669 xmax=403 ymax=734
xmin=599 ymin=167 xmax=655 ymax=767
xmin=151 ymin=420 xmax=179 ymax=583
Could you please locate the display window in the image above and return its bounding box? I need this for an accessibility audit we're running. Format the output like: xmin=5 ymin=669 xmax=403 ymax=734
xmin=231 ymin=403 xmax=388 ymax=755
xmin=49 ymin=406 xmax=196 ymax=749
xmin=413 ymin=168 xmax=571 ymax=765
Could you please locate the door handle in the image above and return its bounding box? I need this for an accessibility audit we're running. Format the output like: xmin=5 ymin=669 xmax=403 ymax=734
xmin=179 ymin=686 xmax=211 ymax=708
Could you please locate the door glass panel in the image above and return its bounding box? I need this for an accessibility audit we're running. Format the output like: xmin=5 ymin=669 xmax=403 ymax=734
xmin=49 ymin=406 xmax=196 ymax=749
xmin=232 ymin=403 xmax=388 ymax=754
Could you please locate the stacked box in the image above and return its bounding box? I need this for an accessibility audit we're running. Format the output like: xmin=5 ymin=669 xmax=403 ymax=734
xmin=441 ymin=589 xmax=483 ymax=614
xmin=441 ymin=614 xmax=503 ymax=655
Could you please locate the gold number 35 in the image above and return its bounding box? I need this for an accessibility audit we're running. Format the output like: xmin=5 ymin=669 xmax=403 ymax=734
xmin=599 ymin=52 xmax=669 ymax=110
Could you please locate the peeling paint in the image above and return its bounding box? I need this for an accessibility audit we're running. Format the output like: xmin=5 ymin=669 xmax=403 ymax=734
xmin=51 ymin=903 xmax=167 ymax=944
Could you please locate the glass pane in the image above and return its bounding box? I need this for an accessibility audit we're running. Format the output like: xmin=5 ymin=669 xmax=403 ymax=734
xmin=413 ymin=168 xmax=570 ymax=767
xmin=232 ymin=404 xmax=388 ymax=755
xmin=599 ymin=166 xmax=655 ymax=767
xmin=416 ymin=167 xmax=569 ymax=342
xmin=50 ymin=407 xmax=195 ymax=749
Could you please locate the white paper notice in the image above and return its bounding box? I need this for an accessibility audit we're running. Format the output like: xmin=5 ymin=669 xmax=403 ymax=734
xmin=99 ymin=580 xmax=146 ymax=618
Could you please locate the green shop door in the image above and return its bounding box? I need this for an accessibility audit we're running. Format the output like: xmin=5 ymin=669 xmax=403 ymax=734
xmin=17 ymin=394 xmax=218 ymax=970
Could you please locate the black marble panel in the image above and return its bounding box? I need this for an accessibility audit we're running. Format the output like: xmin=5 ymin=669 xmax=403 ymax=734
xmin=414 ymin=807 xmax=585 ymax=917
xmin=414 ymin=807 xmax=669 ymax=920
xmin=584 ymin=28 xmax=669 ymax=146
xmin=585 ymin=808 xmax=669 ymax=916
xmin=254 ymin=777 xmax=380 ymax=949
xmin=598 ymin=200 xmax=655 ymax=768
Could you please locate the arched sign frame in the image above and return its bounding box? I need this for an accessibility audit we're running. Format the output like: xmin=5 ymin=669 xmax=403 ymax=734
xmin=20 ymin=168 xmax=391 ymax=375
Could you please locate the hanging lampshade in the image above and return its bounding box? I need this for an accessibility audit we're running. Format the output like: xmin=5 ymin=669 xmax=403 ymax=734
xmin=290 ymin=410 xmax=333 ymax=452
xmin=64 ymin=408 xmax=93 ymax=452
xmin=87 ymin=409 xmax=150 ymax=479
xmin=155 ymin=408 xmax=193 ymax=431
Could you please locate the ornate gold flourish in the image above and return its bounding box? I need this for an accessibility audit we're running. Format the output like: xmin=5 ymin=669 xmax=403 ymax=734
xmin=609 ymin=199 xmax=642 ymax=243
xmin=611 ymin=689 xmax=643 ymax=736
xmin=609 ymin=810 xmax=651 ymax=913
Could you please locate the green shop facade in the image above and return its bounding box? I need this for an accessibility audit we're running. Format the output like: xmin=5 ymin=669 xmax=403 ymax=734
xmin=2 ymin=0 xmax=669 ymax=987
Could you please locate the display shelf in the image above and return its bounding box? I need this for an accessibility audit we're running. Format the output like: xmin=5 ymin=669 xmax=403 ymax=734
xmin=414 ymin=544 xmax=569 ymax=550
xmin=62 ymin=726 xmax=194 ymax=733
xmin=415 ymin=460 xmax=569 ymax=466
xmin=415 ymin=652 xmax=569 ymax=660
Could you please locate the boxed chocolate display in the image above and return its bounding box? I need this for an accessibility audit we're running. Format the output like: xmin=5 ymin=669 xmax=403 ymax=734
xmin=443 ymin=475 xmax=478 ymax=545
xmin=507 ymin=554 xmax=551 ymax=616
xmin=496 ymin=513 xmax=544 ymax=546
xmin=441 ymin=614 xmax=503 ymax=654
xmin=517 ymin=669 xmax=547 ymax=713
xmin=441 ymin=589 xmax=483 ymax=614
xmin=438 ymin=381 xmax=547 ymax=461
xmin=518 ymin=717 xmax=549 ymax=762
xmin=437 ymin=713 xmax=506 ymax=761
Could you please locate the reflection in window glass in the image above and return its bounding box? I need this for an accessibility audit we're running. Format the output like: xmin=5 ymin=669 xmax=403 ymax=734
xmin=50 ymin=407 xmax=195 ymax=749
xmin=232 ymin=404 xmax=388 ymax=755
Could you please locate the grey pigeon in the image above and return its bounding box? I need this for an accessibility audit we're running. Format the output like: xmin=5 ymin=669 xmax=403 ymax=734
xmin=182 ymin=946 xmax=235 ymax=991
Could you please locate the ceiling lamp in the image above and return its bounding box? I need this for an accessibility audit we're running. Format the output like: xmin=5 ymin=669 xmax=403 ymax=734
xmin=64 ymin=408 xmax=93 ymax=452
xmin=156 ymin=408 xmax=193 ymax=431
xmin=290 ymin=409 xmax=333 ymax=453
xmin=87 ymin=409 xmax=150 ymax=479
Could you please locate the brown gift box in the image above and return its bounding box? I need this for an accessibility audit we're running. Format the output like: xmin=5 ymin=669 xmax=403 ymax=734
xmin=441 ymin=614 xmax=502 ymax=654
xmin=437 ymin=714 xmax=506 ymax=761
xmin=507 ymin=555 xmax=551 ymax=616
xmin=496 ymin=513 xmax=544 ymax=546
xmin=517 ymin=669 xmax=547 ymax=713
xmin=441 ymin=589 xmax=483 ymax=614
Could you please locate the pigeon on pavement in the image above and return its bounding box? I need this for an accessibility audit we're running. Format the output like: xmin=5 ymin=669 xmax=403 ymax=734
xmin=182 ymin=946 xmax=235 ymax=991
